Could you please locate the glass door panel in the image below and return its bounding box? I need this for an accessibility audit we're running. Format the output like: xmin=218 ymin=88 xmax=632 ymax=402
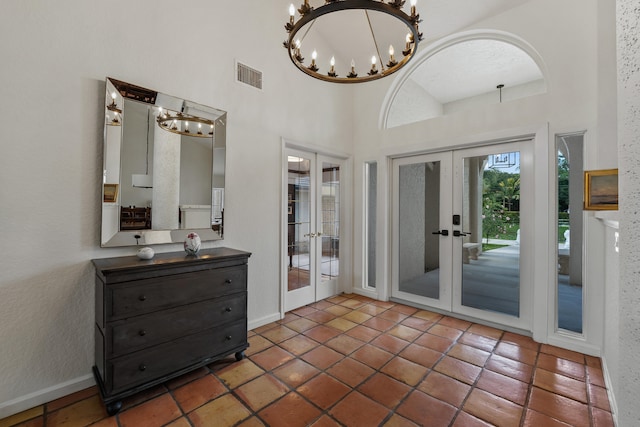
xmin=459 ymin=151 xmax=521 ymax=317
xmin=285 ymin=151 xmax=344 ymax=310
xmin=556 ymin=133 xmax=584 ymax=333
xmin=286 ymin=153 xmax=315 ymax=311
xmin=452 ymin=141 xmax=532 ymax=330
xmin=317 ymin=159 xmax=341 ymax=300
xmin=393 ymin=142 xmax=532 ymax=331
xmin=392 ymin=152 xmax=453 ymax=311
xmin=365 ymin=161 xmax=377 ymax=288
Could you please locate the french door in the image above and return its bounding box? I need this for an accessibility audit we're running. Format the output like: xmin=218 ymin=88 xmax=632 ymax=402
xmin=392 ymin=141 xmax=533 ymax=330
xmin=284 ymin=148 xmax=342 ymax=312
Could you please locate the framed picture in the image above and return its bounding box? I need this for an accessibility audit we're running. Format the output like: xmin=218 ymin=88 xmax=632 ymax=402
xmin=103 ymin=183 xmax=119 ymax=203
xmin=584 ymin=169 xmax=618 ymax=210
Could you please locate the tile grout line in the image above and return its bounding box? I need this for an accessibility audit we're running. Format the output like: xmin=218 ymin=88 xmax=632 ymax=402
xmin=277 ymin=299 xmax=472 ymax=425
xmin=1 ymin=294 xmax=615 ymax=427
xmin=257 ymin=298 xmax=419 ymax=425
xmin=518 ymin=340 xmax=541 ymax=427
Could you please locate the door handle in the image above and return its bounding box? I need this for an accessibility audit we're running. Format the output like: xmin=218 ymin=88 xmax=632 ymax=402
xmin=304 ymin=232 xmax=317 ymax=238
xmin=453 ymin=230 xmax=471 ymax=237
xmin=432 ymin=230 xmax=449 ymax=236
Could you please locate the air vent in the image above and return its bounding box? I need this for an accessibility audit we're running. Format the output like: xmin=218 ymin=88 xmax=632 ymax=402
xmin=236 ymin=62 xmax=263 ymax=90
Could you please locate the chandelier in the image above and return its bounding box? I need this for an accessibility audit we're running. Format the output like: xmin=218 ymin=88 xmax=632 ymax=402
xmin=156 ymin=109 xmax=214 ymax=138
xmin=105 ymin=78 xmax=215 ymax=138
xmin=284 ymin=0 xmax=422 ymax=83
xmin=106 ymin=93 xmax=122 ymax=126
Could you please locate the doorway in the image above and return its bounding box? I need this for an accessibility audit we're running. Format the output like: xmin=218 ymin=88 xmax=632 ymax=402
xmin=391 ymin=140 xmax=533 ymax=331
xmin=284 ymin=148 xmax=344 ymax=312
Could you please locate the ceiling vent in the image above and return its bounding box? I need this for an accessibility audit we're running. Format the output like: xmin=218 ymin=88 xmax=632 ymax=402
xmin=236 ymin=61 xmax=263 ymax=90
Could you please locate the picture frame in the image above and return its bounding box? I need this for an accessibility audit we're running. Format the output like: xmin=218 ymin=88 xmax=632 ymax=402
xmin=103 ymin=183 xmax=119 ymax=203
xmin=584 ymin=169 xmax=618 ymax=210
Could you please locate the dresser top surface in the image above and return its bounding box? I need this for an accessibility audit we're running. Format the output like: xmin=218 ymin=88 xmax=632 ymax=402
xmin=92 ymin=247 xmax=251 ymax=275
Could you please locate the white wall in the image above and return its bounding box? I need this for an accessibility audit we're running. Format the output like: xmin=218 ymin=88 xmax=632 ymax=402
xmin=601 ymin=219 xmax=620 ymax=420
xmin=616 ymin=0 xmax=640 ymax=424
xmin=350 ymin=0 xmax=616 ymax=354
xmin=0 ymin=0 xmax=354 ymax=416
xmin=180 ymin=137 xmax=213 ymax=206
xmin=0 ymin=0 xmax=628 ymax=420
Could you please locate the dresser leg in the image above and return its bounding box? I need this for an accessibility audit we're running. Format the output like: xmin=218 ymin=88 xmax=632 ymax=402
xmin=106 ymin=400 xmax=123 ymax=416
xmin=235 ymin=351 xmax=246 ymax=361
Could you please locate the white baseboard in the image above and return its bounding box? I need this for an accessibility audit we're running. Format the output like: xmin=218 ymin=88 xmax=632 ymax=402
xmin=601 ymin=355 xmax=618 ymax=426
xmin=0 ymin=312 xmax=296 ymax=420
xmin=351 ymin=288 xmax=380 ymax=301
xmin=0 ymin=374 xmax=95 ymax=419
xmin=248 ymin=312 xmax=281 ymax=331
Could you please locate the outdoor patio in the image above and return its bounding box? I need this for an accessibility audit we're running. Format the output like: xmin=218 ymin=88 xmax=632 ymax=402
xmin=400 ymin=241 xmax=582 ymax=333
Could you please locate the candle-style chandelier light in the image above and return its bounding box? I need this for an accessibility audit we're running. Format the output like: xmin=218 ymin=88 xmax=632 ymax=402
xmin=284 ymin=0 xmax=422 ymax=83
xmin=106 ymin=93 xmax=122 ymax=126
xmin=156 ymin=109 xmax=215 ymax=138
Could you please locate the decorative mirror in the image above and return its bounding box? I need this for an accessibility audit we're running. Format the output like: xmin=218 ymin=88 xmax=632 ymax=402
xmin=101 ymin=77 xmax=226 ymax=247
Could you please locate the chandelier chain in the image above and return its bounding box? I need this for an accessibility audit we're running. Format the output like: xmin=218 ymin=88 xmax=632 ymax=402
xmin=299 ymin=17 xmax=317 ymax=45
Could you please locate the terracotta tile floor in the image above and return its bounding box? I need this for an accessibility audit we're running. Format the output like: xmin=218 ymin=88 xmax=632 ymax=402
xmin=1 ymin=294 xmax=614 ymax=427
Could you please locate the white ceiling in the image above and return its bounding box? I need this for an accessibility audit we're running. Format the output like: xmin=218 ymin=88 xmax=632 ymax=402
xmin=287 ymin=0 xmax=539 ymax=101
xmin=410 ymin=40 xmax=543 ymax=104
xmin=416 ymin=0 xmax=532 ymax=40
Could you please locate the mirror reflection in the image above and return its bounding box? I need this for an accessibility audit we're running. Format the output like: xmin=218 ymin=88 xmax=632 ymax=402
xmin=101 ymin=77 xmax=226 ymax=247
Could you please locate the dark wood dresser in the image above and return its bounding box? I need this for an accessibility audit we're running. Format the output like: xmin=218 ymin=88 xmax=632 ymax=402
xmin=92 ymin=247 xmax=251 ymax=415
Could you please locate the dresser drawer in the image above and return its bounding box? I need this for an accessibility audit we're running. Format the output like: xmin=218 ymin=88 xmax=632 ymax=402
xmin=107 ymin=320 xmax=247 ymax=394
xmin=109 ymin=293 xmax=247 ymax=357
xmin=108 ymin=265 xmax=246 ymax=319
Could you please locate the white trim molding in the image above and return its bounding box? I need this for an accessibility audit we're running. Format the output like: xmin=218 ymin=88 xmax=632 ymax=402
xmin=0 ymin=374 xmax=95 ymax=419
xmin=379 ymin=29 xmax=550 ymax=130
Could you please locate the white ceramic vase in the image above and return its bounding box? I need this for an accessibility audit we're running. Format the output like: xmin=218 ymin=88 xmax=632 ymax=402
xmin=137 ymin=247 xmax=155 ymax=260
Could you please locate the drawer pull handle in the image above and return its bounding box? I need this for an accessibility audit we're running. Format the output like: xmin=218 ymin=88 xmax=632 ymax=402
xmin=139 ymin=364 xmax=146 ymax=371
xmin=225 ymin=307 xmax=232 ymax=313
xmin=225 ymin=335 xmax=232 ymax=341
xmin=138 ymin=295 xmax=147 ymax=301
xmin=139 ymin=330 xmax=146 ymax=336
xmin=225 ymin=279 xmax=232 ymax=284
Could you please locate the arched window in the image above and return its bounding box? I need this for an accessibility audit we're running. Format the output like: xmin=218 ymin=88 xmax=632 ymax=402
xmin=384 ymin=33 xmax=547 ymax=129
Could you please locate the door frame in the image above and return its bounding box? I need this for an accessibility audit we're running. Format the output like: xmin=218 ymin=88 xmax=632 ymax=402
xmin=450 ymin=141 xmax=534 ymax=331
xmin=283 ymin=147 xmax=318 ymax=312
xmin=280 ymin=138 xmax=352 ymax=318
xmin=390 ymin=151 xmax=454 ymax=312
xmin=385 ymin=127 xmax=550 ymax=338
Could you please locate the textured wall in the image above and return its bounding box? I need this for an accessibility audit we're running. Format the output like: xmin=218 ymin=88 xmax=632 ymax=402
xmin=0 ymin=0 xmax=354 ymax=414
xmin=617 ymin=1 xmax=640 ymax=424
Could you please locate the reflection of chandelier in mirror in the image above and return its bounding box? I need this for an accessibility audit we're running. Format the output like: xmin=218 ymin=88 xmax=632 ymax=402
xmin=156 ymin=109 xmax=214 ymax=138
xmin=106 ymin=92 xmax=122 ymax=126
xmin=284 ymin=0 xmax=422 ymax=83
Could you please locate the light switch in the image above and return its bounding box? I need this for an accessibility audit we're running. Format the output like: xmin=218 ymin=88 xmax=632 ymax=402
xmin=615 ymin=231 xmax=619 ymax=253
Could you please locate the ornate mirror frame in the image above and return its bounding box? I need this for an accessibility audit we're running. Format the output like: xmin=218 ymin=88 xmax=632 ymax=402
xmin=101 ymin=77 xmax=226 ymax=247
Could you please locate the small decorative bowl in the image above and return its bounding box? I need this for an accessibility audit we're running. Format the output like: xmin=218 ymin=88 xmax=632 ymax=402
xmin=137 ymin=247 xmax=155 ymax=260
xmin=184 ymin=232 xmax=201 ymax=255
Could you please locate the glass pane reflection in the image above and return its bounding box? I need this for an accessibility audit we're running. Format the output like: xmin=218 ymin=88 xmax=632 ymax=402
xmin=321 ymin=162 xmax=340 ymax=282
xmin=398 ymin=162 xmax=441 ymax=299
xmin=461 ymin=152 xmax=520 ymax=317
xmin=288 ymin=157 xmax=311 ymax=291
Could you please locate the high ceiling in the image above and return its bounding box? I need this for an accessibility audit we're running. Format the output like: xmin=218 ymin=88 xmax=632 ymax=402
xmin=410 ymin=40 xmax=543 ymax=104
